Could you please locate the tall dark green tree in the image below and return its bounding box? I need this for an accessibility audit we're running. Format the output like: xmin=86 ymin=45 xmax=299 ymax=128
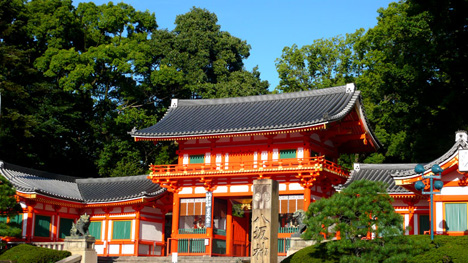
xmin=276 ymin=0 xmax=468 ymax=164
xmin=149 ymin=7 xmax=269 ymax=103
xmin=0 ymin=175 xmax=22 ymax=239
xmin=0 ymin=2 xmax=268 ymax=177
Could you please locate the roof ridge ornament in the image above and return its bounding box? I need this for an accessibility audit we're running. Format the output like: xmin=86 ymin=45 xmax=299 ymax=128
xmin=346 ymin=83 xmax=355 ymax=93
xmin=354 ymin=163 xmax=360 ymax=172
xmin=171 ymin=98 xmax=178 ymax=108
xmin=0 ymin=161 xmax=3 ymax=168
xmin=455 ymin=130 xmax=467 ymax=143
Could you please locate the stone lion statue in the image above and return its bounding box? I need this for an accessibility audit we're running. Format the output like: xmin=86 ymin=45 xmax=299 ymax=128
xmin=70 ymin=213 xmax=90 ymax=238
xmin=291 ymin=209 xmax=307 ymax=237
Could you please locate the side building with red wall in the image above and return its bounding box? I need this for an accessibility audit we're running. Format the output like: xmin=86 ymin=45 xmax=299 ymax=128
xmin=0 ymin=162 xmax=169 ymax=257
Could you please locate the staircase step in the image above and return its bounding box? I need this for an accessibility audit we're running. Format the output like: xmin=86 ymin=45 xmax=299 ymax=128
xmin=98 ymin=256 xmax=286 ymax=263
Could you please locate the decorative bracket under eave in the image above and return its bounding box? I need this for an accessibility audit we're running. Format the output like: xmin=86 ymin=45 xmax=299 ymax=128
xmin=152 ymin=178 xmax=181 ymax=193
xmin=457 ymin=169 xmax=468 ymax=186
xmin=296 ymin=172 xmax=320 ymax=188
xmin=199 ymin=177 xmax=218 ymax=192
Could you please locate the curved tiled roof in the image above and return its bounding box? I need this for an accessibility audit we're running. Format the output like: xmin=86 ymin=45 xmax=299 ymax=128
xmin=336 ymin=163 xmax=417 ymax=194
xmin=76 ymin=176 xmax=163 ymax=203
xmin=0 ymin=161 xmax=165 ymax=203
xmin=392 ymin=136 xmax=468 ymax=179
xmin=132 ymin=84 xmax=362 ymax=138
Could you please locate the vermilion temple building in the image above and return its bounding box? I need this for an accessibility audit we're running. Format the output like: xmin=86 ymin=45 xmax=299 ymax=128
xmin=1 ymin=84 xmax=468 ymax=258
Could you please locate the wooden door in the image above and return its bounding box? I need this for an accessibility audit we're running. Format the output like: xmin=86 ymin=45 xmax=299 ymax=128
xmin=232 ymin=212 xmax=250 ymax=257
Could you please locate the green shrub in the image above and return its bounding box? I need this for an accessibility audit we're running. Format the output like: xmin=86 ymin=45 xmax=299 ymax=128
xmin=281 ymin=236 xmax=468 ymax=263
xmin=0 ymin=244 xmax=71 ymax=263
xmin=281 ymin=242 xmax=340 ymax=263
xmin=407 ymin=236 xmax=468 ymax=263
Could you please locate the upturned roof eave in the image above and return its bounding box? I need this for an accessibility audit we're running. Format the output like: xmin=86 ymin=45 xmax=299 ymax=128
xmin=391 ymin=139 xmax=468 ymax=180
xmin=132 ymin=121 xmax=331 ymax=141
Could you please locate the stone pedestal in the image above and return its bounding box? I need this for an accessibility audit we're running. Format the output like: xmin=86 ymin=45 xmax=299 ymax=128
xmin=286 ymin=237 xmax=316 ymax=257
xmin=63 ymin=236 xmax=97 ymax=263
xmin=251 ymin=179 xmax=279 ymax=263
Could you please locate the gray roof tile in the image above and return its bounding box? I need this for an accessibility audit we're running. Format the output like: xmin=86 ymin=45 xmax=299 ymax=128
xmin=0 ymin=161 xmax=165 ymax=203
xmin=132 ymin=85 xmax=361 ymax=138
xmin=337 ymin=163 xmax=417 ymax=194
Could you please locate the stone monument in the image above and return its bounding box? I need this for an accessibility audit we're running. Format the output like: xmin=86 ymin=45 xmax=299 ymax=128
xmin=251 ymin=179 xmax=279 ymax=263
xmin=64 ymin=214 xmax=97 ymax=263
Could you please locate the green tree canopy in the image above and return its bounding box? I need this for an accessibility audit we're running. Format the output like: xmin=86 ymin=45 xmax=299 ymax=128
xmin=0 ymin=2 xmax=268 ymax=177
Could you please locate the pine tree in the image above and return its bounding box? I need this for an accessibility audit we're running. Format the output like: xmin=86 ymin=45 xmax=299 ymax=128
xmin=303 ymin=180 xmax=408 ymax=261
xmin=0 ymin=174 xmax=22 ymax=242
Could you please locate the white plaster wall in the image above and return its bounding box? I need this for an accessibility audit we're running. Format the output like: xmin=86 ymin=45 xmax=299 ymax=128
xmin=440 ymin=186 xmax=468 ymax=195
xmin=414 ymin=214 xmax=419 ymax=235
xmin=101 ymin=221 xmax=106 ymax=241
xmin=140 ymin=221 xmax=163 ymax=241
xmin=404 ymin=214 xmax=409 ymax=235
xmin=279 ymin=184 xmax=287 ymax=191
xmin=122 ymin=244 xmax=134 ymax=254
xmin=231 ymin=185 xmax=249 ymax=192
xmin=214 ymin=186 xmax=227 ymax=193
xmin=254 ymin=151 xmax=258 ymax=168
xmin=273 ymin=148 xmax=278 ymax=160
xmin=108 ymin=244 xmax=119 ymax=254
xmin=22 ymin=213 xmax=28 ymax=237
xmin=194 ymin=187 xmax=205 ymax=194
xmin=289 ymin=183 xmax=304 ymax=190
xmin=108 ymin=221 xmax=113 ymax=240
xmin=436 ymin=202 xmax=443 ymax=233
xmin=297 ymin=147 xmax=304 ymax=158
xmin=179 ymin=187 xmax=193 ymax=194
xmin=95 ymin=244 xmax=105 ymax=255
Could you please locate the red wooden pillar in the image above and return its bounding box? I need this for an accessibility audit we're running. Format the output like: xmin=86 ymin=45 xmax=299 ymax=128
xmin=226 ymin=199 xmax=233 ymax=256
xmin=134 ymin=206 xmax=142 ymax=256
xmin=26 ymin=203 xmax=34 ymax=242
xmin=171 ymin=191 xmax=180 ymax=254
xmin=103 ymin=207 xmax=110 ymax=256
xmin=160 ymin=208 xmax=166 ymax=256
xmin=304 ymin=187 xmax=312 ymax=211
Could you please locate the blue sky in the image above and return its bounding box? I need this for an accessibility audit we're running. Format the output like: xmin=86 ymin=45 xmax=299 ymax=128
xmin=75 ymin=0 xmax=395 ymax=89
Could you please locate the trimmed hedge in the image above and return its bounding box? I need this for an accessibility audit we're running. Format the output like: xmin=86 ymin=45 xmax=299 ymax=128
xmin=407 ymin=235 xmax=468 ymax=263
xmin=0 ymin=244 xmax=71 ymax=263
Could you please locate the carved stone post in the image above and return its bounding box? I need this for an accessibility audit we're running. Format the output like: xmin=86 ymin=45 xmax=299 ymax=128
xmin=63 ymin=236 xmax=97 ymax=263
xmin=251 ymin=179 xmax=279 ymax=263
